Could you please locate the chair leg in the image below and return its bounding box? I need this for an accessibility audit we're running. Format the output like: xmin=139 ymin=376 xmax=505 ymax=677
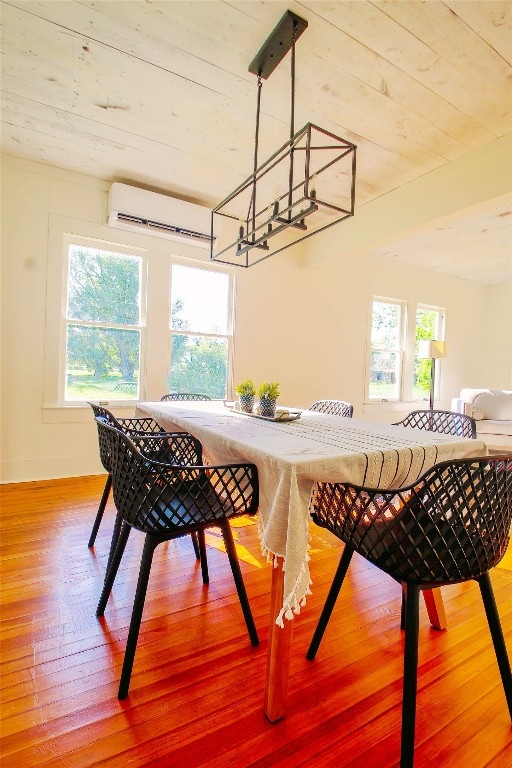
xmin=197 ymin=529 xmax=209 ymax=585
xmin=191 ymin=531 xmax=200 ymax=559
xmin=221 ymin=521 xmax=259 ymax=646
xmin=478 ymin=572 xmax=512 ymax=718
xmin=306 ymin=545 xmax=354 ymax=660
xmin=88 ymin=474 xmax=112 ymax=547
xmin=96 ymin=522 xmax=131 ymax=617
xmin=105 ymin=511 xmax=122 ymax=579
xmin=189 ymin=531 xmax=208 ymax=582
xmin=400 ymin=585 xmax=406 ymax=630
xmin=400 ymin=583 xmax=420 ymax=768
xmin=118 ymin=536 xmax=158 ymax=699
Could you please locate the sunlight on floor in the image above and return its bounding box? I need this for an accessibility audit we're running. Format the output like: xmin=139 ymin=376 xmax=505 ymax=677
xmin=204 ymin=516 xmax=263 ymax=568
xmin=497 ymin=537 xmax=512 ymax=572
xmin=203 ymin=515 xmax=340 ymax=568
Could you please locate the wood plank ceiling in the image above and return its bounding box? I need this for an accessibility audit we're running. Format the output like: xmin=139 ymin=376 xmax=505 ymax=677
xmin=1 ymin=0 xmax=511 ymax=284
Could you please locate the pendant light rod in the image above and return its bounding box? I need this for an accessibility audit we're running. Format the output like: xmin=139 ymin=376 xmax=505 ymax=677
xmin=286 ymin=23 xmax=297 ymax=220
xmin=250 ymin=75 xmax=263 ymax=238
xmin=290 ymin=22 xmax=296 ymax=141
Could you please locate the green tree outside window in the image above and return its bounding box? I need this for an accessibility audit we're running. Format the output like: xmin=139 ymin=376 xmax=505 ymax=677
xmin=65 ymin=246 xmax=141 ymax=400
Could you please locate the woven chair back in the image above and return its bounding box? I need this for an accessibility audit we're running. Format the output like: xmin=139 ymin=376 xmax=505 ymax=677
xmin=309 ymin=400 xmax=354 ymax=418
xmin=88 ymin=402 xmax=202 ymax=471
xmin=394 ymin=409 xmax=476 ymax=438
xmin=88 ymin=401 xmax=166 ymax=436
xmin=96 ymin=419 xmax=258 ymax=535
xmin=88 ymin=403 xmax=118 ymax=472
xmin=161 ymin=393 xmax=212 ymax=401
xmin=311 ymin=456 xmax=512 ymax=586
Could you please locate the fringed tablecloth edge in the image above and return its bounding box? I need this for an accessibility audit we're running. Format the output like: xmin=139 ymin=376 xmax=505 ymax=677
xmin=257 ymin=515 xmax=313 ymax=629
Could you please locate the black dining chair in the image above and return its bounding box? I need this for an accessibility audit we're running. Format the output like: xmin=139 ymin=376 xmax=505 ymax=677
xmin=95 ymin=418 xmax=260 ymax=699
xmin=392 ymin=408 xmax=476 ymax=629
xmin=306 ymin=455 xmax=512 ymax=768
xmin=308 ymin=399 xmax=354 ymax=418
xmin=88 ymin=402 xmax=207 ymax=578
xmin=393 ymin=409 xmax=476 ymax=439
xmin=161 ymin=393 xmax=212 ymax=401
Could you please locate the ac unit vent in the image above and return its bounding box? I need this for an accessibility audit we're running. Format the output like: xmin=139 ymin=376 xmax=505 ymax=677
xmin=107 ymin=183 xmax=219 ymax=249
xmin=115 ymin=212 xmax=212 ymax=245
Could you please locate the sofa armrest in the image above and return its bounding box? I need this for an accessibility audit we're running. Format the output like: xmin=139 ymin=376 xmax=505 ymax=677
xmin=451 ymin=398 xmax=473 ymax=416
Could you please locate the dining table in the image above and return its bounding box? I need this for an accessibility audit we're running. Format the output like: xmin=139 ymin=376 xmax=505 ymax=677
xmin=135 ymin=399 xmax=488 ymax=721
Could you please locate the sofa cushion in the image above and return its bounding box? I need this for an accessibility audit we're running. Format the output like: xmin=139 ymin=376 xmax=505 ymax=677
xmin=472 ymin=392 xmax=512 ymax=420
xmin=476 ymin=420 xmax=512 ymax=436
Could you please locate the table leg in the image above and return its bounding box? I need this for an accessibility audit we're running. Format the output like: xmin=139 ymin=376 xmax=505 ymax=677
xmin=423 ymin=588 xmax=447 ymax=630
xmin=264 ymin=557 xmax=293 ymax=722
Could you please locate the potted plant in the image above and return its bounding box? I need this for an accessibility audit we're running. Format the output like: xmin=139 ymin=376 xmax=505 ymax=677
xmin=258 ymin=381 xmax=280 ymax=418
xmin=235 ymin=378 xmax=257 ymax=413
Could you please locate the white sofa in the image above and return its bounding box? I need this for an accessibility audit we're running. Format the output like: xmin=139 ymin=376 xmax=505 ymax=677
xmin=451 ymin=388 xmax=512 ymax=450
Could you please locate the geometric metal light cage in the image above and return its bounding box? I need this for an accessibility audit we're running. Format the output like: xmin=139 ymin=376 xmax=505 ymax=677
xmin=210 ymin=10 xmax=356 ymax=268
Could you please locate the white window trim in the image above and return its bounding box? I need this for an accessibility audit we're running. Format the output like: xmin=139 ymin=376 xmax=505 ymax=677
xmin=365 ymin=296 xmax=445 ymax=405
xmin=411 ymin=303 xmax=445 ymax=404
xmin=66 ymin=239 xmax=147 ymax=405
xmin=43 ymin=220 xmax=147 ymax=414
xmin=43 ymin=215 xmax=235 ymax=420
xmin=365 ymin=296 xmax=406 ymax=403
xmin=168 ymin=260 xmax=235 ymax=400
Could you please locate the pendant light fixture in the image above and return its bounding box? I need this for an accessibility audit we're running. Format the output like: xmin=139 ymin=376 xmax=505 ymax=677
xmin=210 ymin=10 xmax=357 ymax=268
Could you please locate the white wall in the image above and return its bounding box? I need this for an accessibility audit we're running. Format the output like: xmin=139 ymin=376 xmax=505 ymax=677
xmin=2 ymin=154 xmax=511 ymax=481
xmin=481 ymin=283 xmax=512 ymax=386
xmin=235 ymin=243 xmax=510 ymax=422
xmin=0 ymin=155 xmax=218 ymax=481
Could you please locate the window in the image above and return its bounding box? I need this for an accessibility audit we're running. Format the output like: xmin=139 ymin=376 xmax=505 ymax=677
xmin=368 ymin=299 xmax=405 ymax=400
xmin=367 ymin=297 xmax=445 ymax=402
xmin=169 ymin=264 xmax=232 ymax=399
xmin=413 ymin=305 xmax=444 ymax=400
xmin=65 ymin=244 xmax=143 ymax=402
xmin=45 ymin=224 xmax=235 ymax=410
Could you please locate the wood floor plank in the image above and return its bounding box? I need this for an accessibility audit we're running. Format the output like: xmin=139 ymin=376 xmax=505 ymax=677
xmin=1 ymin=476 xmax=511 ymax=768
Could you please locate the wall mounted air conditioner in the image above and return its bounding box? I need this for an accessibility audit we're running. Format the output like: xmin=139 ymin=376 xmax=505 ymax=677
xmin=107 ymin=183 xmax=219 ymax=249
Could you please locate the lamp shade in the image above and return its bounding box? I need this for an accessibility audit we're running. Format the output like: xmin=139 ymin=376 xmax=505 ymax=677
xmin=418 ymin=340 xmax=447 ymax=360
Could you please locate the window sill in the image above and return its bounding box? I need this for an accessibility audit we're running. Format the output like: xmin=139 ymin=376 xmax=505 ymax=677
xmin=363 ymin=400 xmax=428 ymax=414
xmin=42 ymin=404 xmax=138 ymax=423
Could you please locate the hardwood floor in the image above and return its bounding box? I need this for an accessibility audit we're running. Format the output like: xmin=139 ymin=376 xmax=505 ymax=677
xmin=1 ymin=475 xmax=511 ymax=768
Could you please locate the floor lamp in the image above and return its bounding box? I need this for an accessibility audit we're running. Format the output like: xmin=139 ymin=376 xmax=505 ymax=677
xmin=418 ymin=340 xmax=447 ymax=410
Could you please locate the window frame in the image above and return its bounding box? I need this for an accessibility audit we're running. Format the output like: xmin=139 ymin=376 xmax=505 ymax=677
xmin=168 ymin=261 xmax=235 ymax=400
xmin=43 ymin=223 xmax=235 ymax=413
xmin=61 ymin=239 xmax=147 ymax=406
xmin=410 ymin=303 xmax=445 ymax=403
xmin=366 ymin=296 xmax=406 ymax=403
xmin=365 ymin=296 xmax=445 ymax=404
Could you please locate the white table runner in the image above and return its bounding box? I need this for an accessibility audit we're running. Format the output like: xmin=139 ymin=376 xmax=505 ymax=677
xmin=136 ymin=401 xmax=487 ymax=626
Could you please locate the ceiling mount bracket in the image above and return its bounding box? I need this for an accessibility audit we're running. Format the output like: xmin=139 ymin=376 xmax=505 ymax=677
xmin=248 ymin=10 xmax=308 ymax=79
